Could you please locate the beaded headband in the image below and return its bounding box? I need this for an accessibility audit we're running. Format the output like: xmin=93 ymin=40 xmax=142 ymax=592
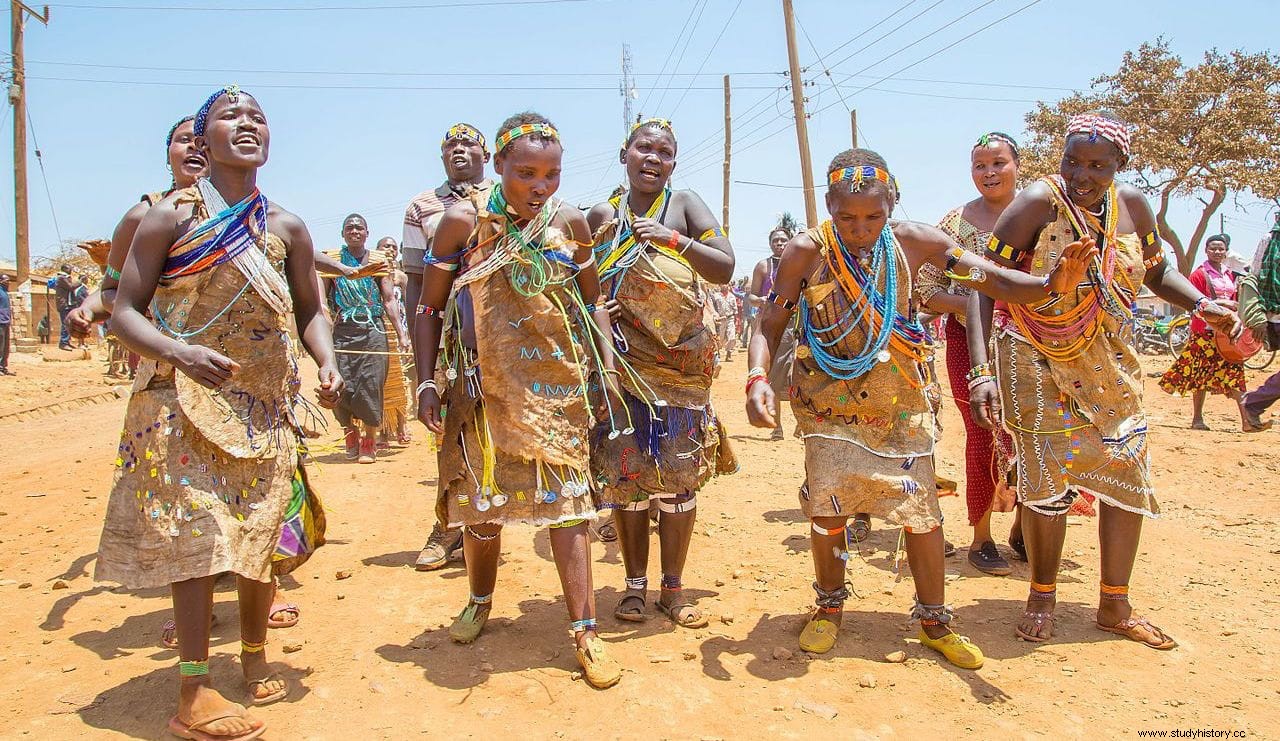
xmin=441 ymin=123 xmax=487 ymax=152
xmin=828 ymin=165 xmax=895 ymax=190
xmin=1066 ymin=114 xmax=1131 ymax=158
xmin=624 ymin=117 xmax=676 ymax=147
xmin=495 ymin=122 xmax=560 ymax=154
xmin=974 ymin=131 xmax=1019 ymax=159
xmin=166 ymin=115 xmax=196 ymax=148
xmin=194 ymin=84 xmax=242 ymax=137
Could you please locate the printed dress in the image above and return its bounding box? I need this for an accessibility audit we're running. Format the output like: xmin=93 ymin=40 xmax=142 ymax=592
xmin=590 ymin=200 xmax=736 ymax=504
xmin=991 ymin=178 xmax=1155 ymax=517
xmin=435 ymin=191 xmax=598 ymax=528
xmin=96 ymin=183 xmax=324 ymax=588
xmin=791 ymin=223 xmax=941 ymax=530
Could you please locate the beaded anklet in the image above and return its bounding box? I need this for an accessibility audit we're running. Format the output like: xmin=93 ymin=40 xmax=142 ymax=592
xmin=470 ymin=593 xmax=493 ymax=605
xmin=1100 ymin=582 xmax=1129 ymax=601
xmin=660 ymin=574 xmax=682 ymax=591
xmin=241 ymin=638 xmax=267 ymax=654
xmin=569 ymin=618 xmax=597 ymax=636
xmin=624 ymin=576 xmax=648 ymax=591
xmin=813 ymin=582 xmax=851 ymax=614
xmin=1029 ymin=581 xmax=1057 ymax=599
xmin=178 ymin=660 xmax=210 ymax=677
xmin=911 ymin=599 xmax=954 ymax=627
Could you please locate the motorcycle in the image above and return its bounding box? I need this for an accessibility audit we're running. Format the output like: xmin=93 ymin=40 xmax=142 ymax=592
xmin=1132 ymin=311 xmax=1189 ymax=356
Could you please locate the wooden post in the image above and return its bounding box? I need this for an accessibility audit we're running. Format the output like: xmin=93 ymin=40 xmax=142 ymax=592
xmin=722 ymin=74 xmax=731 ymax=234
xmin=782 ymin=0 xmax=817 ymax=227
xmin=9 ymin=1 xmax=50 ymax=291
xmin=850 ymin=109 xmax=858 ymax=148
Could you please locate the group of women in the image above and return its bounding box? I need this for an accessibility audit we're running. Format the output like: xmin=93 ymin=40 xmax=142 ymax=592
xmin=81 ymin=86 xmax=1242 ymax=739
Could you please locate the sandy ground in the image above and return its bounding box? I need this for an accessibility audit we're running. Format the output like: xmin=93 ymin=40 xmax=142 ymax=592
xmin=0 ymin=342 xmax=1277 ymax=740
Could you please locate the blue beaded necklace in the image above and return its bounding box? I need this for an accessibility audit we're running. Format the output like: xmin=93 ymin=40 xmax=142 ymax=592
xmin=333 ymin=246 xmax=382 ymax=322
xmin=799 ymin=223 xmax=925 ymax=381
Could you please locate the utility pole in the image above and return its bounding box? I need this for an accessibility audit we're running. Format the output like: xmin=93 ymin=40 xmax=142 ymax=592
xmin=782 ymin=0 xmax=817 ymax=227
xmin=10 ymin=1 xmax=49 ymax=291
xmin=722 ymin=74 xmax=731 ymax=234
xmin=850 ymin=109 xmax=858 ymax=148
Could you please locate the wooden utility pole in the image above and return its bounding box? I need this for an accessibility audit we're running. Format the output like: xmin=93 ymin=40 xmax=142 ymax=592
xmin=781 ymin=0 xmax=817 ymax=227
xmin=10 ymin=1 xmax=50 ymax=290
xmin=850 ymin=109 xmax=858 ymax=148
xmin=722 ymin=74 xmax=731 ymax=234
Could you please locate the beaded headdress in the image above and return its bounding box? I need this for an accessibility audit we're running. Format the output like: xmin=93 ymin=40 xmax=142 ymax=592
xmin=166 ymin=115 xmax=196 ymax=148
xmin=974 ymin=131 xmax=1019 ymax=159
xmin=441 ymin=123 xmax=487 ymax=152
xmin=194 ymin=84 xmax=243 ymax=137
xmin=828 ymin=165 xmax=899 ymax=196
xmin=1066 ymin=114 xmax=1131 ymax=158
xmin=624 ymin=117 xmax=676 ymax=148
xmin=495 ymin=122 xmax=560 ymax=154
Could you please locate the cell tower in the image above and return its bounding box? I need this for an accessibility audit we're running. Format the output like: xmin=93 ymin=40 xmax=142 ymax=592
xmin=620 ymin=43 xmax=637 ymax=136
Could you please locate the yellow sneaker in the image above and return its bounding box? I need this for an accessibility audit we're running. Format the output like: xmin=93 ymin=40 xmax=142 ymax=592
xmin=918 ymin=628 xmax=984 ymax=669
xmin=799 ymin=611 xmax=840 ymax=654
xmin=575 ymin=635 xmax=622 ymax=689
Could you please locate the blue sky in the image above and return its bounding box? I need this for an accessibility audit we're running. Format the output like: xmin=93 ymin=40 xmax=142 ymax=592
xmin=3 ymin=0 xmax=1277 ymax=278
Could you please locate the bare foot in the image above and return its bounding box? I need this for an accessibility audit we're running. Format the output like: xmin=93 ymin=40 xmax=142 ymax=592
xmin=176 ymin=678 xmax=262 ymax=738
xmin=1015 ymin=591 xmax=1056 ymax=642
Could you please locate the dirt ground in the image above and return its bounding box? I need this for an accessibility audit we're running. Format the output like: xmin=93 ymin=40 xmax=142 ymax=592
xmin=0 ymin=342 xmax=1277 ymax=740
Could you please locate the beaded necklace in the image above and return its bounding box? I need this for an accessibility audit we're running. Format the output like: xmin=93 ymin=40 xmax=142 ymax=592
xmin=332 ymin=246 xmax=382 ymax=322
xmin=595 ymin=188 xmax=689 ymax=294
xmin=1005 ymin=177 xmax=1134 ymax=362
xmin=800 ymin=221 xmax=927 ymax=381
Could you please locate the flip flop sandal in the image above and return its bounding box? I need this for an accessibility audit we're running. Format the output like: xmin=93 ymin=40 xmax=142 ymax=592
xmin=167 ymin=711 xmax=265 ymax=741
xmin=267 ymin=603 xmax=299 ymax=630
xmin=847 ymin=515 xmax=871 ymax=543
xmin=1015 ymin=611 xmax=1055 ymax=642
xmin=246 ymin=674 xmax=289 ymax=706
xmin=1096 ymin=616 xmax=1177 ymax=650
xmin=161 ymin=614 xmax=218 ymax=650
xmin=613 ymin=591 xmax=648 ymax=623
xmin=593 ymin=519 xmax=618 ymax=543
xmin=656 ymin=597 xmax=708 ymax=629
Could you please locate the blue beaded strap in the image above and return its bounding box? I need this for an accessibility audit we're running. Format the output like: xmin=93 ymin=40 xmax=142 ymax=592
xmin=569 ymin=618 xmax=597 ymax=634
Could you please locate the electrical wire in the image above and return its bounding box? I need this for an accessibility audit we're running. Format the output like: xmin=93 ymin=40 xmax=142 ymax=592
xmin=47 ymin=0 xmax=600 ymax=11
xmin=666 ymin=0 xmax=743 ymax=118
xmin=27 ymin=111 xmax=64 ymax=247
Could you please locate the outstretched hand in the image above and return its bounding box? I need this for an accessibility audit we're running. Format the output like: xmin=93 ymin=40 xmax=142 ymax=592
xmin=1046 ymin=236 xmax=1099 ymax=295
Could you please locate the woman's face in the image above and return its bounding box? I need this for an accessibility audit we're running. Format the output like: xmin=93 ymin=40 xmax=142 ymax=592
xmin=1059 ymin=135 xmax=1123 ymax=209
xmin=622 ymin=125 xmax=677 ymax=195
xmin=825 ymin=186 xmax=893 ymax=251
xmin=970 ymin=141 xmax=1017 ymax=202
xmin=198 ymin=93 xmax=270 ymax=169
xmin=495 ymin=137 xmax=563 ymax=221
xmin=1205 ymin=239 xmax=1228 ymax=265
xmin=167 ymin=120 xmax=208 ymax=187
xmin=342 ymin=217 xmax=368 ymax=250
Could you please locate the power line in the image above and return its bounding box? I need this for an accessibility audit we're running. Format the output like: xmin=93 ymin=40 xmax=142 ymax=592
xmin=26 ymin=58 xmax=781 ymax=79
xmin=666 ymin=0 xmax=744 ymax=117
xmin=25 ymin=74 xmax=782 ymax=92
xmin=635 ymin=1 xmax=703 ymax=117
xmin=26 ymin=112 xmax=64 ymax=247
xmin=651 ymin=0 xmax=710 ymax=115
xmin=47 ymin=0 xmax=599 ymax=11
xmin=820 ymin=0 xmax=950 ymax=73
xmin=828 ymin=0 xmax=1000 ymax=80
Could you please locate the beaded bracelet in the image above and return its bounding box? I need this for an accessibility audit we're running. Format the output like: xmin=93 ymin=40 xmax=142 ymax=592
xmin=944 ymin=246 xmax=964 ymax=273
xmin=766 ymin=291 xmax=796 ymax=311
xmin=1193 ymin=296 xmax=1211 ymax=315
xmin=416 ymin=304 xmax=445 ymax=317
xmin=104 ymin=265 xmax=122 ymax=281
xmin=1040 ymin=274 xmax=1060 ymax=298
xmin=967 ymin=375 xmax=996 ymax=390
xmin=666 ymin=230 xmax=681 ymax=250
xmin=965 ymin=362 xmax=993 ymax=381
xmin=747 ymin=366 xmax=766 ymax=378
xmin=1142 ymin=253 xmax=1165 ymax=271
xmin=416 ymin=380 xmax=438 ymax=397
xmin=745 ymin=375 xmax=768 ymax=395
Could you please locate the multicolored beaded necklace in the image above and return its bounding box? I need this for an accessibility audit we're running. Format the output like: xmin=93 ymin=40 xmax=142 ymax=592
xmin=332 ymin=246 xmax=382 ymax=322
xmin=800 ymin=221 xmax=928 ymax=381
xmin=1005 ymin=176 xmax=1134 ymax=362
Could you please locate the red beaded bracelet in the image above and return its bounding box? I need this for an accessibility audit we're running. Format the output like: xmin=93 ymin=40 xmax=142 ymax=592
xmin=666 ymin=230 xmax=681 ymax=250
xmin=745 ymin=374 xmax=768 ymax=394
